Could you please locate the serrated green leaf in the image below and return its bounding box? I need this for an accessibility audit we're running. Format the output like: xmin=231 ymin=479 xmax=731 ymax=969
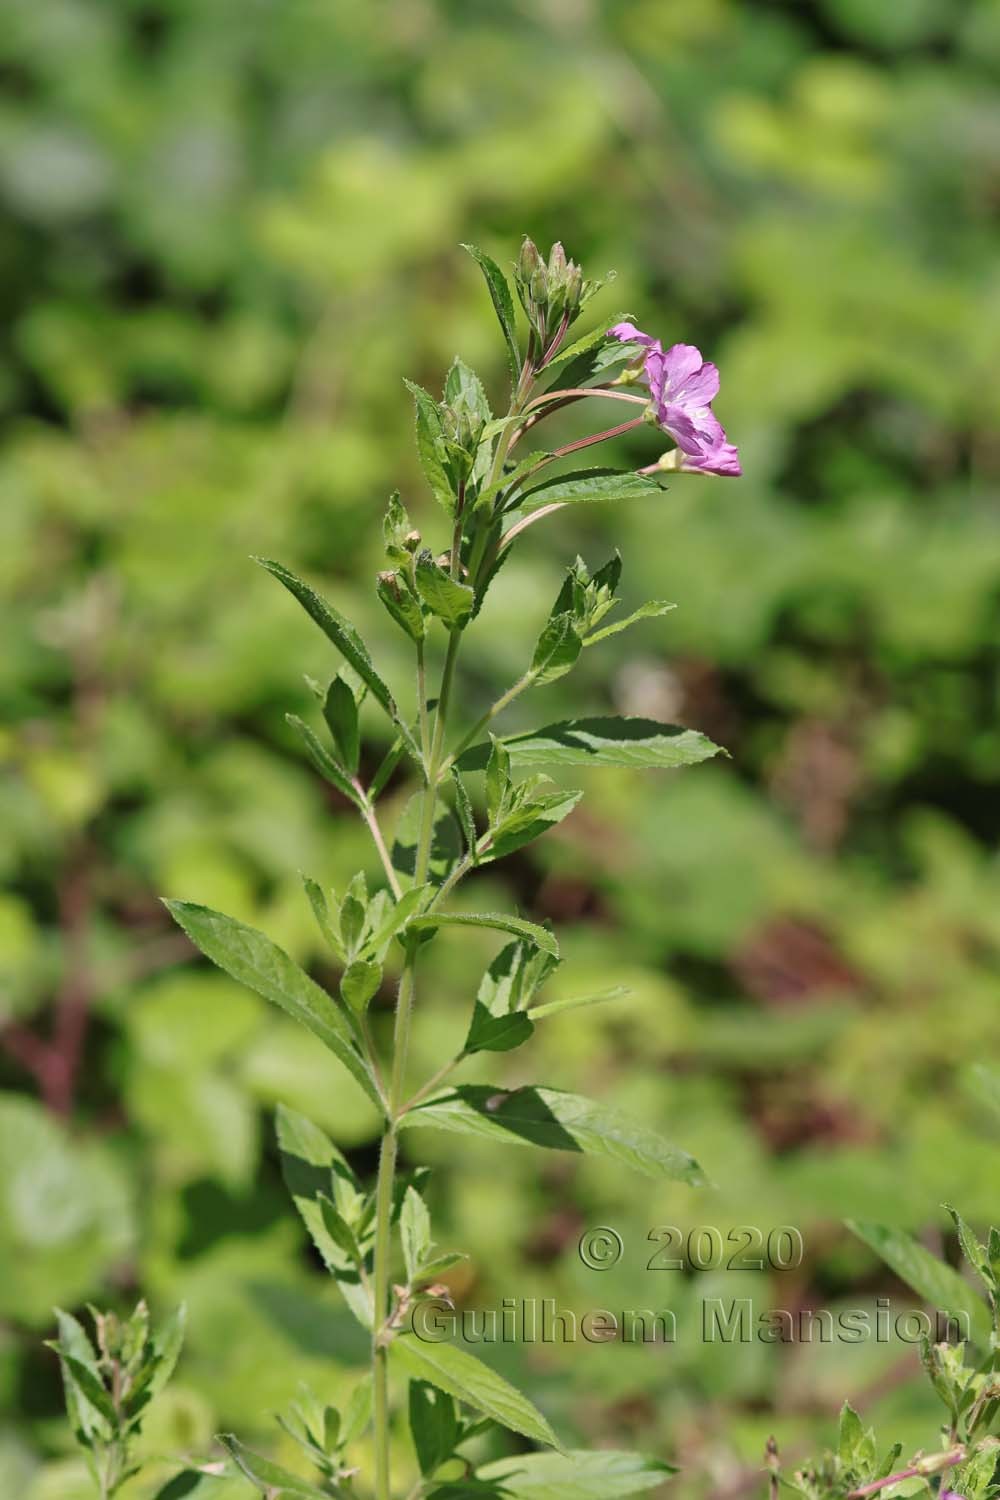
xmin=487 ymin=790 xmax=582 ymax=861
xmin=450 ymin=770 xmax=478 ymax=862
xmin=459 ymin=716 xmax=723 ymax=773
xmin=401 ymin=1085 xmax=705 ymax=1185
xmin=445 ymin=358 xmax=492 ymax=423
xmin=415 ymin=552 xmax=475 ymax=629
xmin=218 ymin=1435 xmax=329 ymax=1497
xmin=530 ymin=612 xmax=581 ymax=685
xmin=276 ymin=1106 xmax=372 ymax=1328
xmin=839 ymin=1401 xmax=863 ymax=1465
xmin=519 ymin=468 xmax=662 ymax=510
xmin=60 ymin=1354 xmax=117 ymax=1428
xmin=364 ymin=883 xmax=432 ymax=957
xmin=341 ymin=1377 xmax=373 ymax=1446
xmin=478 ymin=1448 xmax=676 ymax=1500
xmin=377 ymin=569 xmax=426 ymax=643
xmin=463 ymin=244 xmax=520 ymax=386
xmin=401 ymin=1185 xmax=432 ymax=1283
xmin=463 ymin=1002 xmax=534 ymax=1055
xmin=408 ymin=911 xmax=558 ymax=957
xmin=945 ymin=1204 xmax=991 ymax=1283
xmin=301 ymin=875 xmax=343 ymax=957
xmin=164 ymin=902 xmax=381 ymax=1111
xmin=847 ymin=1221 xmax=992 ymax=1341
xmin=286 ymin=714 xmax=360 ymax=806
xmin=485 ymin=735 xmax=510 ymax=823
xmin=393 ymin=1337 xmax=560 ymax=1449
xmin=319 ymin=1194 xmax=362 ymax=1262
xmin=340 ymin=958 xmax=382 ymax=1014
xmin=582 ymin=601 xmax=676 ymax=646
xmin=255 ymin=558 xmax=418 ymax=760
xmin=405 ymin=380 xmax=457 ymax=514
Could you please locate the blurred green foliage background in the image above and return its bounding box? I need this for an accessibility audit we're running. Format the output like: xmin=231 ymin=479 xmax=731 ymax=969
xmin=2 ymin=0 xmax=999 ymax=1495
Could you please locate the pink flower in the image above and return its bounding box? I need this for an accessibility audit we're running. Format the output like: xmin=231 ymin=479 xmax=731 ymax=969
xmin=609 ymin=321 xmax=741 ymax=477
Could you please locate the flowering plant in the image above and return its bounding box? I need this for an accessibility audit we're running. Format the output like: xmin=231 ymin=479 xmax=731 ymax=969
xmin=45 ymin=233 xmax=1000 ymax=1500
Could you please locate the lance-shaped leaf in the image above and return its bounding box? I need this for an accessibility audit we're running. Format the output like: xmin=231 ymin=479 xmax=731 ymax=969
xmin=415 ymin=552 xmax=475 ymax=629
xmin=445 ymin=357 xmax=492 ymax=424
xmin=218 ymin=1435 xmax=329 ymax=1498
xmin=50 ymin=1309 xmax=105 ymax=1448
xmin=286 ymin=714 xmax=361 ymax=807
xmin=530 ymin=612 xmax=581 ymax=686
xmin=538 ymin=314 xmax=630 ymax=382
xmin=410 ymin=1381 xmax=459 ymax=1477
xmin=477 ymin=1448 xmax=677 ymax=1500
xmin=401 ymin=1085 xmax=705 ymax=1185
xmin=463 ymin=1004 xmax=534 ymax=1055
xmin=276 ymin=1105 xmax=373 ymax=1328
xmin=401 ymin=1185 xmax=433 ymax=1282
xmin=256 ymin=558 xmax=419 ymax=760
xmin=323 ymin=675 xmax=360 ymax=773
xmin=392 ymin=1337 xmax=560 ymax=1449
xmin=519 ymin=468 xmax=662 ymax=510
xmin=405 ymin=380 xmax=457 ymax=514
xmin=582 ymin=600 xmax=675 ymax=647
xmin=164 ymin=902 xmax=382 ymax=1111
xmin=463 ymin=243 xmax=520 ymax=386
xmin=458 ymin=717 xmax=723 ymax=773
xmin=487 ymin=789 xmax=582 ymax=862
xmin=847 ymin=1221 xmax=992 ymax=1342
xmin=407 ymin=912 xmax=559 ymax=958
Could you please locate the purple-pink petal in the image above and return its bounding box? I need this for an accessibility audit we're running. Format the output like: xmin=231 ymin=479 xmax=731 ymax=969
xmin=607 ymin=322 xmax=741 ymax=478
xmin=683 ymin=441 xmax=742 ymax=477
xmin=608 ymin=321 xmax=658 ymax=349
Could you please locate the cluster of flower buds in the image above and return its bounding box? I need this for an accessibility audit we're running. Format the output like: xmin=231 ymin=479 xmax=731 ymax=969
xmin=515 ymin=236 xmax=597 ymax=361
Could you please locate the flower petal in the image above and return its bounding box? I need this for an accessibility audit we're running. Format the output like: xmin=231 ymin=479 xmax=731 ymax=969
xmin=683 ymin=441 xmax=742 ymax=477
xmin=674 ymin=359 xmax=720 ymax=406
xmin=660 ymin=343 xmax=706 ymax=397
xmin=608 ymin=321 xmax=657 ymax=348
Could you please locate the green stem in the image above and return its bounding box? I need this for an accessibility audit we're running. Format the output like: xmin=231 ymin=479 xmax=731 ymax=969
xmin=371 ymin=625 xmax=462 ymax=1500
xmin=369 ymin=361 xmax=537 ymax=1500
xmin=372 ymin=1123 xmax=398 ymax=1500
xmin=439 ymin=670 xmax=534 ymax=778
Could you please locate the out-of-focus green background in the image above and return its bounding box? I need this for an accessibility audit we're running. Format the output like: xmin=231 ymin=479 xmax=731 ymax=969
xmin=2 ymin=0 xmax=999 ymax=1495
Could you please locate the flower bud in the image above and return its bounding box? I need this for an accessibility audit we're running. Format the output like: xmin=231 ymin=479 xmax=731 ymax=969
xmin=518 ymin=236 xmax=542 ymax=285
xmin=564 ymin=263 xmax=583 ymax=312
xmin=529 ymin=264 xmax=548 ymax=305
xmin=548 ymin=241 xmax=567 ymax=280
xmin=403 ymin=529 xmax=421 ymax=552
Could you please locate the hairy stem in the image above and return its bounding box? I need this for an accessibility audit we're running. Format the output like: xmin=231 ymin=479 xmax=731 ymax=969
xmin=370 ymin=357 xmax=538 ymax=1499
xmin=439 ymin=670 xmax=534 ymax=777
xmin=355 ymin=782 xmax=403 ymax=900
